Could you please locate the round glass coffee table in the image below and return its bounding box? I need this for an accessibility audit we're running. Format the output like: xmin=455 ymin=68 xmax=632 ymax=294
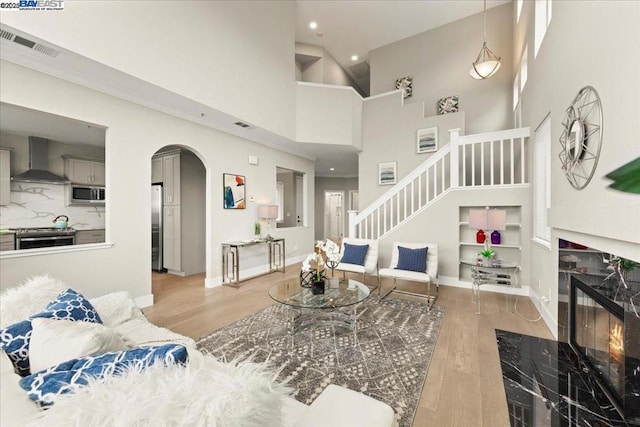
xmin=268 ymin=278 xmax=370 ymax=334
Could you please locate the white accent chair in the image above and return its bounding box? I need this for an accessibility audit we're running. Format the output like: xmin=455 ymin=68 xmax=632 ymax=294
xmin=378 ymin=242 xmax=439 ymax=308
xmin=334 ymin=238 xmax=379 ymax=293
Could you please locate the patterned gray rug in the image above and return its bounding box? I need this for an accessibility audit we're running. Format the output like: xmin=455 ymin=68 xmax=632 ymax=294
xmin=197 ymin=297 xmax=445 ymax=427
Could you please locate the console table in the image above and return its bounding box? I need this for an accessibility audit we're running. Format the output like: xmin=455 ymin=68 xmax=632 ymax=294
xmin=460 ymin=259 xmax=519 ymax=314
xmin=222 ymin=238 xmax=285 ymax=287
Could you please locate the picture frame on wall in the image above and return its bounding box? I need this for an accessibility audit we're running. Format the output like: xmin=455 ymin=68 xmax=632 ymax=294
xmin=395 ymin=75 xmax=413 ymax=99
xmin=378 ymin=162 xmax=397 ymax=186
xmin=437 ymin=95 xmax=459 ymax=114
xmin=223 ymin=173 xmax=246 ymax=209
xmin=416 ymin=127 xmax=438 ymax=154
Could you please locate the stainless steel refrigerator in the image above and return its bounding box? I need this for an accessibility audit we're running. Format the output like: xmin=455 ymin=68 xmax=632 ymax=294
xmin=151 ymin=184 xmax=164 ymax=271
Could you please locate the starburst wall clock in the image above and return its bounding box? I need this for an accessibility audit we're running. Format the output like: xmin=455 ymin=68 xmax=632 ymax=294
xmin=558 ymin=86 xmax=603 ymax=189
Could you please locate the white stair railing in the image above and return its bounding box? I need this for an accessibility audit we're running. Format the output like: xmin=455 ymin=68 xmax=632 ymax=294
xmin=348 ymin=127 xmax=530 ymax=239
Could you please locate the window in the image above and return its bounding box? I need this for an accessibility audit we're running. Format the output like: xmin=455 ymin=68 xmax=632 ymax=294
xmin=516 ymin=0 xmax=523 ymax=23
xmin=534 ymin=0 xmax=552 ymax=57
xmin=533 ymin=115 xmax=551 ymax=246
xmin=520 ymin=45 xmax=528 ymax=91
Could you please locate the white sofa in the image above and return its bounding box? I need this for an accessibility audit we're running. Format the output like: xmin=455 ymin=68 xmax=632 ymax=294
xmin=0 ymin=276 xmax=395 ymax=427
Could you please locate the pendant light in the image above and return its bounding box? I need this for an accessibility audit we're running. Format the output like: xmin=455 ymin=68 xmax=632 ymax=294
xmin=469 ymin=0 xmax=501 ymax=80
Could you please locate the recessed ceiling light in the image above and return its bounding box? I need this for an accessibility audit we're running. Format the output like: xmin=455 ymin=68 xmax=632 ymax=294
xmin=351 ymin=55 xmax=358 ymax=61
xmin=309 ymin=22 xmax=317 ymax=30
xmin=329 ymin=167 xmax=335 ymax=171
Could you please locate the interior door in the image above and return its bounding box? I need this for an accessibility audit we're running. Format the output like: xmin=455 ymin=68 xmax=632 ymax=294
xmin=324 ymin=191 xmax=344 ymax=241
xmin=295 ymin=175 xmax=304 ymax=226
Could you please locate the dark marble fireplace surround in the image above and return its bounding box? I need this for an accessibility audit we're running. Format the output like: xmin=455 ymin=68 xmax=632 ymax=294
xmin=497 ymin=244 xmax=640 ymax=426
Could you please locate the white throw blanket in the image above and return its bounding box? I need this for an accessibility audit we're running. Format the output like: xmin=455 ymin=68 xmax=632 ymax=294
xmin=27 ymin=351 xmax=292 ymax=427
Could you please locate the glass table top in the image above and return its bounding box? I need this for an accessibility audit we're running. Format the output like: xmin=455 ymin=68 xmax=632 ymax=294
xmin=461 ymin=259 xmax=519 ymax=269
xmin=268 ymin=278 xmax=370 ymax=309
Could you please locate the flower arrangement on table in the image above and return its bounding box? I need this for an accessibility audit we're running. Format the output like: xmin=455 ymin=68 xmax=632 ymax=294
xmin=301 ymin=239 xmax=341 ymax=291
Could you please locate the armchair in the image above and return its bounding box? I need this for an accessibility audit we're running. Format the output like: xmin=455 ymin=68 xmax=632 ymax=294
xmin=334 ymin=238 xmax=379 ymax=292
xmin=378 ymin=242 xmax=438 ymax=308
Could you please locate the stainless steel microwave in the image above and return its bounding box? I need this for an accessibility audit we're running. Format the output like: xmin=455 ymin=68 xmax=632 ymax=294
xmin=68 ymin=185 xmax=105 ymax=205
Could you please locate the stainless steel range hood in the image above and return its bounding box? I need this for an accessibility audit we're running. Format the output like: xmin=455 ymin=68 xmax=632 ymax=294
xmin=11 ymin=137 xmax=70 ymax=184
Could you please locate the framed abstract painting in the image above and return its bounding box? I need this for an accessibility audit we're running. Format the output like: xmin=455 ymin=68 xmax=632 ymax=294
xmin=223 ymin=173 xmax=246 ymax=209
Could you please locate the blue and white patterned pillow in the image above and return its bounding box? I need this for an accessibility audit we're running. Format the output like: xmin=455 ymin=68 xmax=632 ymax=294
xmin=0 ymin=289 xmax=102 ymax=376
xmin=19 ymin=344 xmax=189 ymax=407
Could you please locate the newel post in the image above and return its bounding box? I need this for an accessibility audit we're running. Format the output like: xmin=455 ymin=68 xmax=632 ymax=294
xmin=347 ymin=210 xmax=358 ymax=238
xmin=449 ymin=128 xmax=461 ymax=189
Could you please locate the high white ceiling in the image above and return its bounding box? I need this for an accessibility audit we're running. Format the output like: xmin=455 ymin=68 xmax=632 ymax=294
xmin=295 ymin=0 xmax=510 ymax=95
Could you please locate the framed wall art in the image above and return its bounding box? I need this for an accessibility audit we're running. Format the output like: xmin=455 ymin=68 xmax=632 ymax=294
xmin=416 ymin=127 xmax=438 ymax=154
xmin=395 ymin=75 xmax=413 ymax=98
xmin=378 ymin=162 xmax=397 ymax=186
xmin=437 ymin=96 xmax=459 ymax=114
xmin=223 ymin=173 xmax=246 ymax=209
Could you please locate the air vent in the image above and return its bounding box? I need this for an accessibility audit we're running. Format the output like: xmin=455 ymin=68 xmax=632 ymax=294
xmin=33 ymin=43 xmax=60 ymax=57
xmin=0 ymin=27 xmax=61 ymax=57
xmin=0 ymin=29 xmax=14 ymax=41
xmin=348 ymin=61 xmax=370 ymax=79
xmin=234 ymin=121 xmax=251 ymax=129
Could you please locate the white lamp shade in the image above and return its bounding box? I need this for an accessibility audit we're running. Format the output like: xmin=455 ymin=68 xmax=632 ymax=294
xmin=469 ymin=60 xmax=501 ymax=79
xmin=258 ymin=204 xmax=278 ymax=219
xmin=469 ymin=209 xmax=488 ymax=230
xmin=487 ymin=209 xmax=506 ymax=231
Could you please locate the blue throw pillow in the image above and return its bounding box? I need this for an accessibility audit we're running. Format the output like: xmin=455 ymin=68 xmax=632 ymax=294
xmin=341 ymin=243 xmax=369 ymax=266
xmin=0 ymin=289 xmax=102 ymax=377
xmin=19 ymin=344 xmax=189 ymax=407
xmin=395 ymin=246 xmax=428 ymax=273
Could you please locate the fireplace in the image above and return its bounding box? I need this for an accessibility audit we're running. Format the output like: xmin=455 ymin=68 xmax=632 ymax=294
xmin=569 ymin=273 xmax=640 ymax=422
xmin=570 ymin=276 xmax=625 ymax=406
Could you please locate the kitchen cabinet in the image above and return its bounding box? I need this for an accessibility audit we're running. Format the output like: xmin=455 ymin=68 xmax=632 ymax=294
xmin=162 ymin=154 xmax=181 ymax=206
xmin=151 ymin=157 xmax=163 ymax=183
xmin=63 ymin=157 xmax=105 ymax=186
xmin=0 ymin=149 xmax=9 ymax=206
xmin=0 ymin=233 xmax=15 ymax=251
xmin=163 ymin=206 xmax=181 ymax=271
xmin=75 ymin=229 xmax=105 ymax=245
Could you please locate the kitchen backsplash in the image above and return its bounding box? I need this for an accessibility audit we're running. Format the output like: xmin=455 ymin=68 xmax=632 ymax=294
xmin=0 ymin=182 xmax=105 ymax=230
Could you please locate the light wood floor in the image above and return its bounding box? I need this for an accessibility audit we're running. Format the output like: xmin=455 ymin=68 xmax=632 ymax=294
xmin=144 ymin=267 xmax=553 ymax=427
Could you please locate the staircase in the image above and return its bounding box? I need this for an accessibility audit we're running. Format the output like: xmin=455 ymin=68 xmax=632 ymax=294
xmin=348 ymin=127 xmax=530 ymax=240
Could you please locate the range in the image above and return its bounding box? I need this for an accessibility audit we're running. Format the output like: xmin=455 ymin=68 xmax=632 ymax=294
xmin=12 ymin=227 xmax=77 ymax=250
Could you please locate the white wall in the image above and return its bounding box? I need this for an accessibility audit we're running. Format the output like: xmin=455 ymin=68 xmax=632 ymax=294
xmin=359 ymin=91 xmax=465 ymax=208
xmin=1 ymin=1 xmax=296 ymax=139
xmin=369 ymin=3 xmax=513 ymax=135
xmin=180 ymin=150 xmax=206 ymax=276
xmin=296 ymin=83 xmax=363 ymax=148
xmin=0 ymin=61 xmax=314 ymax=298
xmin=516 ymin=1 xmax=640 ymax=335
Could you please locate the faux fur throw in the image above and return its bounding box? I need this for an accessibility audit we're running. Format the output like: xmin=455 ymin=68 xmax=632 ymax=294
xmin=0 ymin=274 xmax=67 ymax=328
xmin=28 ymin=351 xmax=292 ymax=427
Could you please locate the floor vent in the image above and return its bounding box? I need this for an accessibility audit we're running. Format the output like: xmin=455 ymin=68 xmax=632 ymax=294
xmin=349 ymin=61 xmax=370 ymax=79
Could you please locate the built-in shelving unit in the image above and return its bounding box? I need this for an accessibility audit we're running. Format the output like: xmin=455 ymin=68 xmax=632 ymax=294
xmin=459 ymin=205 xmax=522 ymax=282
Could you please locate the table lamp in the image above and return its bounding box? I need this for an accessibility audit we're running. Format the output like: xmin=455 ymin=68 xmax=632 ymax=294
xmin=487 ymin=209 xmax=506 ymax=245
xmin=469 ymin=208 xmax=488 ymax=244
xmin=258 ymin=204 xmax=278 ymax=241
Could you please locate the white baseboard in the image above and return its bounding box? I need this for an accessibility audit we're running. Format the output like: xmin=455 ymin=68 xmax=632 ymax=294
xmin=438 ymin=275 xmax=530 ymax=296
xmin=204 ymin=254 xmax=308 ymax=288
xmin=134 ymin=293 xmax=154 ymax=308
xmin=529 ymin=287 xmax=558 ymax=339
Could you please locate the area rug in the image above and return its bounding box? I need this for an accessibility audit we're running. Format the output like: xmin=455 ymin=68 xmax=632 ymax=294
xmin=197 ymin=297 xmax=445 ymax=427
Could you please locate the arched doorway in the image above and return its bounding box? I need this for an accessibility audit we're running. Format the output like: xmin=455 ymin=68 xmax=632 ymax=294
xmin=150 ymin=145 xmax=206 ymax=284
